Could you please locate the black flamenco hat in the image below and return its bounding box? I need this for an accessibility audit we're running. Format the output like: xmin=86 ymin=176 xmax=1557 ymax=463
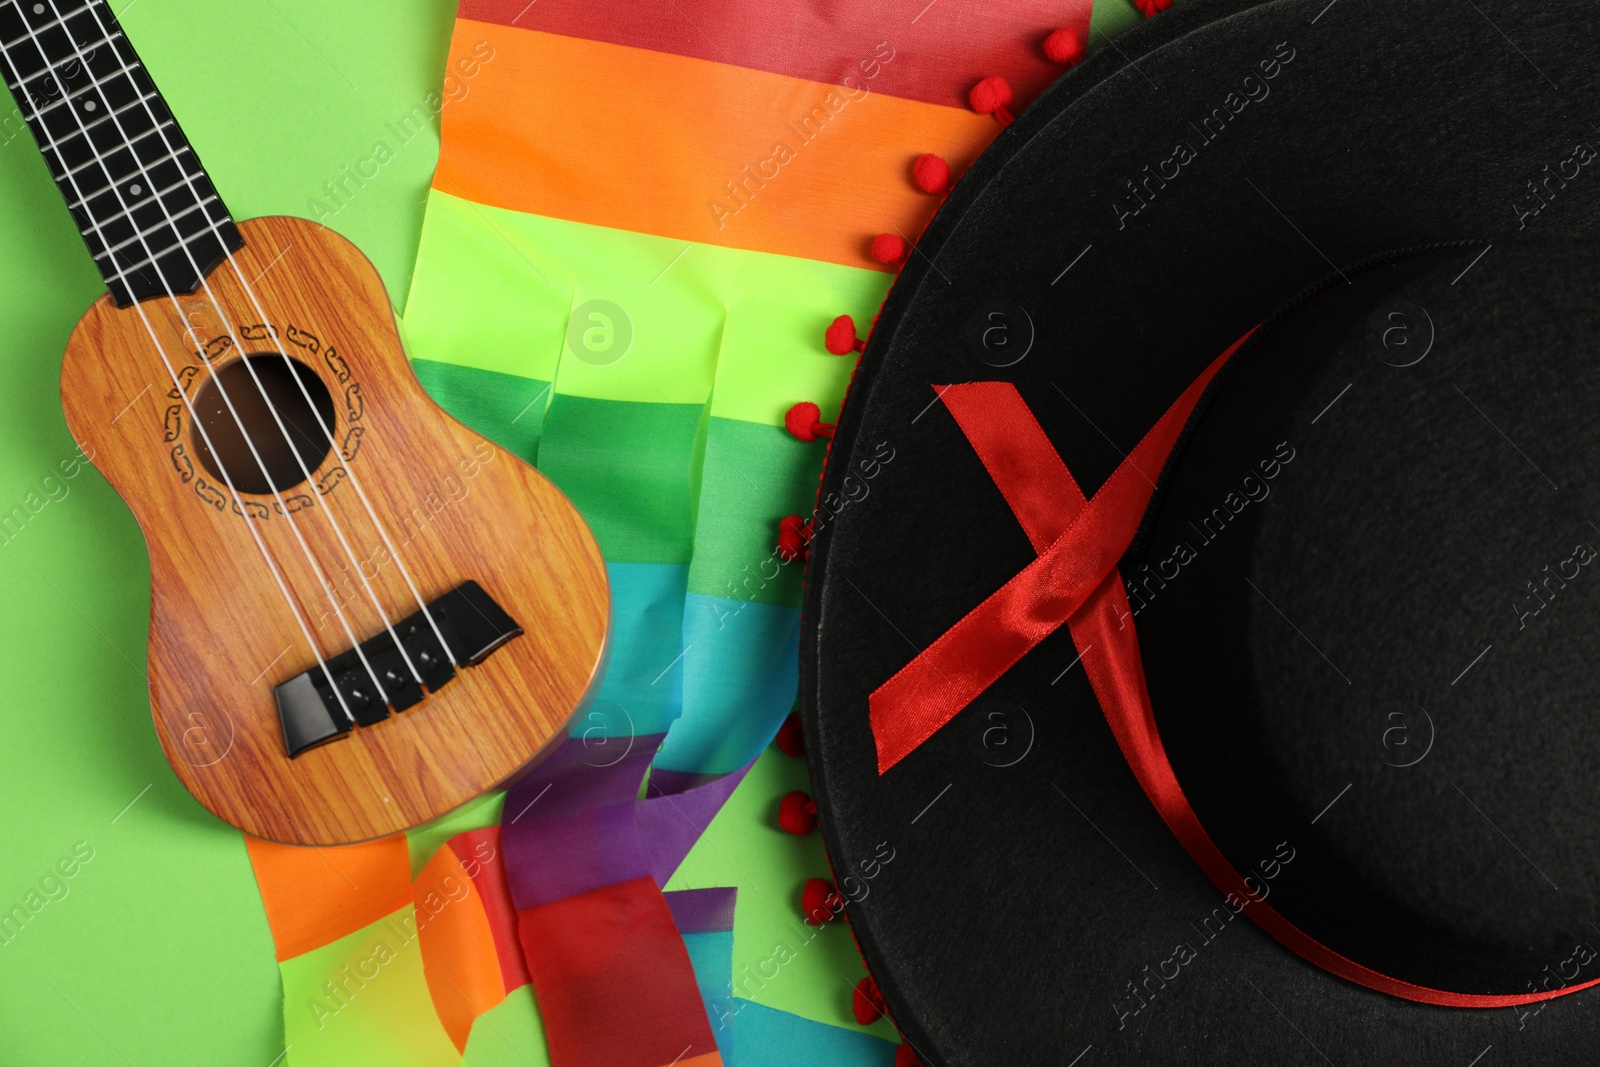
xmin=799 ymin=1 xmax=1600 ymax=1063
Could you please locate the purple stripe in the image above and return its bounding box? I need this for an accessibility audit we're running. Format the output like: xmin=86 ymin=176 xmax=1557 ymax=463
xmin=502 ymin=802 xmax=646 ymax=910
xmin=506 ymin=733 xmax=667 ymax=821
xmin=665 ymin=887 xmax=737 ymax=935
xmin=501 ymin=734 xmax=751 ymax=910
xmin=639 ymin=766 xmax=750 ymax=887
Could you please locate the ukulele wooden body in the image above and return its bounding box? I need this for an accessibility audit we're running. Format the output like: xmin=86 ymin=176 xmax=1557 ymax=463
xmin=59 ymin=215 xmax=609 ymax=845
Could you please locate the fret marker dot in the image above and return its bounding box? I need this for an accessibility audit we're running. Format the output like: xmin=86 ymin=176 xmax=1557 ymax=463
xmin=31 ymin=4 xmax=43 ymax=13
xmin=83 ymin=100 xmax=96 ymax=112
xmin=130 ymin=184 xmax=143 ymax=196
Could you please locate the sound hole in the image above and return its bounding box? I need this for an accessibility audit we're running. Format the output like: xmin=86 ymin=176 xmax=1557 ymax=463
xmin=192 ymin=355 xmax=336 ymax=495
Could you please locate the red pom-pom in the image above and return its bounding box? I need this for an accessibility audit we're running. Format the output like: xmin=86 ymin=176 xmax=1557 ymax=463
xmin=775 ymin=711 xmax=805 ymax=757
xmin=852 ymin=974 xmax=886 ymax=1024
xmin=778 ymin=791 xmax=819 ymax=835
xmin=895 ymin=1044 xmax=923 ymax=1067
xmin=968 ymin=76 xmax=1014 ymax=126
xmin=825 ymin=314 xmax=863 ymax=355
xmin=1134 ymin=0 xmax=1173 ymax=15
xmin=1044 ymin=28 xmax=1085 ymax=65
xmin=801 ymin=877 xmax=843 ymax=925
xmin=912 ymin=153 xmax=951 ymax=195
xmin=777 ymin=515 xmax=810 ymax=563
xmin=785 ymin=401 xmax=835 ymax=443
xmin=870 ymin=232 xmax=909 ymax=267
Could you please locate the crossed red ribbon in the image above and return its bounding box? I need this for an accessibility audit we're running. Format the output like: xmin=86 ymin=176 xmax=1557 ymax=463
xmin=868 ymin=344 xmax=1235 ymax=775
xmin=865 ymin=333 xmax=1600 ymax=1008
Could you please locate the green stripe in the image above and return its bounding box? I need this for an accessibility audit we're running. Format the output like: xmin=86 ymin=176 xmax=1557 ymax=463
xmin=409 ymin=360 xmax=551 ymax=463
xmin=1090 ymin=0 xmax=1169 ymax=46
xmin=536 ymin=395 xmax=701 ymax=564
xmin=687 ymin=417 xmax=822 ymax=606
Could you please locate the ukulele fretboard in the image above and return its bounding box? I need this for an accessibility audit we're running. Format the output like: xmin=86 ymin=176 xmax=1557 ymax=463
xmin=0 ymin=0 xmax=240 ymax=305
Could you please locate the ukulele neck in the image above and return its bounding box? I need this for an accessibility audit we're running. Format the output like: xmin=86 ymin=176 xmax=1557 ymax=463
xmin=0 ymin=0 xmax=240 ymax=306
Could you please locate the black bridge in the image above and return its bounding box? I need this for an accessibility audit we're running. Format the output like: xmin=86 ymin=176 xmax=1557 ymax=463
xmin=274 ymin=580 xmax=523 ymax=758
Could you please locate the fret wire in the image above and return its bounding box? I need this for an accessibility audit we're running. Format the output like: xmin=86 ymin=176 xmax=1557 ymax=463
xmin=64 ymin=150 xmax=188 ymax=209
xmin=99 ymin=225 xmax=229 ymax=289
xmin=31 ymin=86 xmax=157 ymax=150
xmin=77 ymin=179 xmax=218 ymax=258
xmin=69 ymin=151 xmax=216 ymax=251
xmin=0 ymin=1 xmax=93 ymax=52
xmin=93 ymin=194 xmax=222 ymax=263
xmin=0 ymin=30 xmax=122 ymax=92
xmin=7 ymin=29 xmax=118 ymax=93
xmin=69 ymin=167 xmax=193 ymax=212
xmin=23 ymin=52 xmax=133 ymax=118
xmin=48 ymin=117 xmax=171 ymax=181
xmin=59 ymin=136 xmax=187 ymax=183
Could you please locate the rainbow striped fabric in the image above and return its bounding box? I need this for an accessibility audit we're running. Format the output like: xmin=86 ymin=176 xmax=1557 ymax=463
xmin=240 ymin=2 xmax=1155 ymax=1063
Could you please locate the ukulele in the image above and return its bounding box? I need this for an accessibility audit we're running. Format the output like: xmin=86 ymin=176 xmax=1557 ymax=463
xmin=0 ymin=0 xmax=609 ymax=845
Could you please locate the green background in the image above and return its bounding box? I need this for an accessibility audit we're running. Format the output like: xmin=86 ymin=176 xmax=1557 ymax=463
xmin=0 ymin=1 xmax=1149 ymax=1063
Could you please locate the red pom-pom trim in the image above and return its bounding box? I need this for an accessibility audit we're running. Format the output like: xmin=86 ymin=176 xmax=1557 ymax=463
xmin=968 ymin=75 xmax=1015 ymax=127
xmin=774 ymin=711 xmax=805 ymax=757
xmin=912 ymin=153 xmax=951 ymax=195
xmin=801 ymin=877 xmax=843 ymax=925
xmin=785 ymin=402 xmax=836 ymax=443
xmin=870 ymin=232 xmax=909 ymax=267
xmin=1044 ymin=27 xmax=1085 ymax=66
xmin=1134 ymin=0 xmax=1173 ymax=15
xmin=895 ymin=1044 xmax=923 ymax=1067
xmin=852 ymin=974 xmax=887 ymax=1024
xmin=777 ymin=515 xmax=813 ymax=563
xmin=778 ymin=791 xmax=819 ymax=835
xmin=825 ymin=314 xmax=866 ymax=355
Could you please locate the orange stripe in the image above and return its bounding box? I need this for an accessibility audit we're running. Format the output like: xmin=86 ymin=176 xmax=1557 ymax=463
xmin=414 ymin=845 xmax=506 ymax=1052
xmin=243 ymin=833 xmax=412 ymax=962
xmin=437 ymin=21 xmax=996 ymax=271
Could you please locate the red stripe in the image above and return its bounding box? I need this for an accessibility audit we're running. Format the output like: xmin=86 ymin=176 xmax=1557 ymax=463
xmin=517 ymin=878 xmax=722 ymax=1067
xmin=457 ymin=0 xmax=1095 ymax=110
xmin=450 ymin=827 xmax=531 ymax=994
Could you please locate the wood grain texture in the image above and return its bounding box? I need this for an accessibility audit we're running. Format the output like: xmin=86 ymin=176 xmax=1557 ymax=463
xmin=59 ymin=216 xmax=609 ymax=845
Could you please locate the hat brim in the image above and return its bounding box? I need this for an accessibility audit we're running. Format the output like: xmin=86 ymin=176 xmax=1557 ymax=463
xmin=801 ymin=1 xmax=1600 ymax=1063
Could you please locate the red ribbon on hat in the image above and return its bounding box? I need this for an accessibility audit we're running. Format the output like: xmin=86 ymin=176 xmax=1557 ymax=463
xmin=869 ymin=340 xmax=1237 ymax=774
xmin=867 ymin=331 xmax=1600 ymax=1008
